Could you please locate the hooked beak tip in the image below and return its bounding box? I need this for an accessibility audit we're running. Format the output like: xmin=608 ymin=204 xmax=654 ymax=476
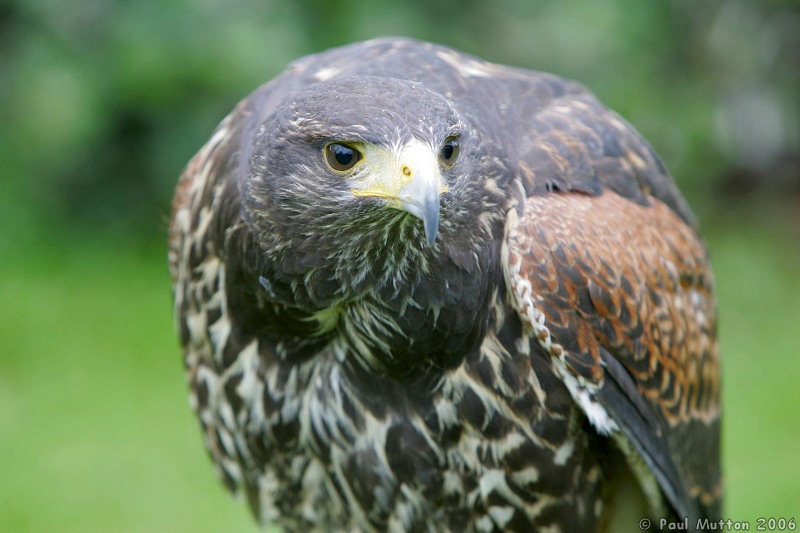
xmin=402 ymin=186 xmax=440 ymax=247
xmin=423 ymin=213 xmax=439 ymax=246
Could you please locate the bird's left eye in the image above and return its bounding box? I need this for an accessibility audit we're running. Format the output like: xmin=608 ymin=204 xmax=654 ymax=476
xmin=325 ymin=143 xmax=362 ymax=172
xmin=440 ymin=136 xmax=459 ymax=166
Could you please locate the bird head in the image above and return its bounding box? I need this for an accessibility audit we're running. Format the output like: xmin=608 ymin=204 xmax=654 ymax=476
xmin=240 ymin=76 xmax=485 ymax=291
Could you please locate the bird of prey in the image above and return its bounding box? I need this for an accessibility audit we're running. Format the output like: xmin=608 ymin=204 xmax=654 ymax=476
xmin=169 ymin=37 xmax=721 ymax=532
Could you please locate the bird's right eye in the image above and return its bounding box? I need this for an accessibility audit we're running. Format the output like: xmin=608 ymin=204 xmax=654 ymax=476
xmin=325 ymin=143 xmax=362 ymax=172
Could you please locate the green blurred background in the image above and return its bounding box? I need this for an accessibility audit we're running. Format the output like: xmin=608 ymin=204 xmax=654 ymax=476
xmin=1 ymin=1 xmax=798 ymax=531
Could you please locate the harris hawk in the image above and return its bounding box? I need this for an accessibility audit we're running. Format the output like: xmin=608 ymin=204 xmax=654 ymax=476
xmin=168 ymin=38 xmax=721 ymax=532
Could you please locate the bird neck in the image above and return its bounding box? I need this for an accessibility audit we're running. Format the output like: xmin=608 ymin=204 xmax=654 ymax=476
xmin=256 ymin=222 xmax=502 ymax=379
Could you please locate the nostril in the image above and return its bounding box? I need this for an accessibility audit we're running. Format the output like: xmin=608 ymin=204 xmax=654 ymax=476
xmin=402 ymin=166 xmax=411 ymax=177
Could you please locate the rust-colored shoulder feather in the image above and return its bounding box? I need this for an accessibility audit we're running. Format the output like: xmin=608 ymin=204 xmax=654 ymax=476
xmin=503 ymin=190 xmax=721 ymax=521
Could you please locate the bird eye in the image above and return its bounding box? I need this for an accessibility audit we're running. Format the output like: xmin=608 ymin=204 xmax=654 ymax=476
xmin=325 ymin=143 xmax=362 ymax=172
xmin=440 ymin=136 xmax=459 ymax=166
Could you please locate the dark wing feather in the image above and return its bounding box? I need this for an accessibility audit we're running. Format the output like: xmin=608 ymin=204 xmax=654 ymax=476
xmin=503 ymin=190 xmax=721 ymax=524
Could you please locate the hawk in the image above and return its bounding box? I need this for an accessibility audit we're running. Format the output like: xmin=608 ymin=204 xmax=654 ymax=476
xmin=169 ymin=38 xmax=721 ymax=532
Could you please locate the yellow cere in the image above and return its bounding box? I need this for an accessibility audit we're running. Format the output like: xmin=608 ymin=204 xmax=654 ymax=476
xmin=349 ymin=140 xmax=449 ymax=204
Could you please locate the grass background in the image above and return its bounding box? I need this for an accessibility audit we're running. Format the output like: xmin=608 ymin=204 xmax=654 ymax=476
xmin=1 ymin=0 xmax=798 ymax=531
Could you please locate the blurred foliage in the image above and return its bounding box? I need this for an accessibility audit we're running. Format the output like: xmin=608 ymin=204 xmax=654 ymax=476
xmin=1 ymin=0 xmax=799 ymax=531
xmin=1 ymin=0 xmax=797 ymax=248
xmin=0 ymin=243 xmax=266 ymax=533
